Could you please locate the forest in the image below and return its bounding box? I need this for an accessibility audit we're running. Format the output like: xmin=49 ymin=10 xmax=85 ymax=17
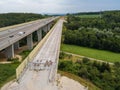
xmin=0 ymin=13 xmax=47 ymax=28
xmin=64 ymin=10 xmax=120 ymax=52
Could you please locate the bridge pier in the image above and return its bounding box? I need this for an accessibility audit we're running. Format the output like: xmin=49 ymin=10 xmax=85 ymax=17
xmin=27 ymin=34 xmax=33 ymax=50
xmin=37 ymin=29 xmax=42 ymax=42
xmin=43 ymin=26 xmax=48 ymax=33
xmin=5 ymin=44 xmax=14 ymax=59
xmin=14 ymin=41 xmax=20 ymax=50
xmin=47 ymin=24 xmax=51 ymax=31
xmin=50 ymin=22 xmax=53 ymax=27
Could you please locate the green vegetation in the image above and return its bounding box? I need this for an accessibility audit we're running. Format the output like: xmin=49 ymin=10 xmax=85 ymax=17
xmin=64 ymin=10 xmax=120 ymax=53
xmin=58 ymin=70 xmax=101 ymax=90
xmin=61 ymin=44 xmax=120 ymax=62
xmin=72 ymin=11 xmax=101 ymax=15
xmin=58 ymin=55 xmax=120 ymax=90
xmin=20 ymin=50 xmax=32 ymax=60
xmin=0 ymin=13 xmax=47 ymax=28
xmin=0 ymin=61 xmax=20 ymax=88
xmin=77 ymin=14 xmax=101 ymax=18
xmin=61 ymin=11 xmax=120 ymax=89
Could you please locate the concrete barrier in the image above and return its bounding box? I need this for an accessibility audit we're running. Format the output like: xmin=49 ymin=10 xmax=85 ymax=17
xmin=16 ymin=20 xmax=58 ymax=80
xmin=48 ymin=20 xmax=63 ymax=83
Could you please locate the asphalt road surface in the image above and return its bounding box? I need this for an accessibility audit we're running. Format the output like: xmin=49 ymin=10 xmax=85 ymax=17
xmin=0 ymin=17 xmax=57 ymax=51
xmin=5 ymin=19 xmax=63 ymax=90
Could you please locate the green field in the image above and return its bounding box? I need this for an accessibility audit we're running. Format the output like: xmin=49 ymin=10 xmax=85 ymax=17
xmin=0 ymin=62 xmax=20 ymax=88
xmin=76 ymin=14 xmax=101 ymax=18
xmin=61 ymin=44 xmax=120 ymax=62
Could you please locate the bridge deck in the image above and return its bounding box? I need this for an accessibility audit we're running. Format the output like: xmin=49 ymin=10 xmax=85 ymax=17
xmin=6 ymin=19 xmax=63 ymax=90
xmin=0 ymin=17 xmax=57 ymax=51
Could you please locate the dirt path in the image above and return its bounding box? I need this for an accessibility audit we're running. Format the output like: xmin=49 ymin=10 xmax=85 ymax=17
xmin=62 ymin=51 xmax=113 ymax=65
xmin=14 ymin=55 xmax=22 ymax=62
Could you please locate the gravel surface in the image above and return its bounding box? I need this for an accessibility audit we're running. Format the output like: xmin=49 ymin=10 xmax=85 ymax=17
xmin=59 ymin=76 xmax=87 ymax=90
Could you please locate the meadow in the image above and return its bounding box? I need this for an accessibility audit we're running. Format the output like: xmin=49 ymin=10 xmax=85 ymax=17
xmin=61 ymin=44 xmax=120 ymax=63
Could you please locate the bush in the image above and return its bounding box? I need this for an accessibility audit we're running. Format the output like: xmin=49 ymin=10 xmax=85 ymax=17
xmin=59 ymin=52 xmax=66 ymax=59
xmin=58 ymin=59 xmax=120 ymax=89
xmin=82 ymin=57 xmax=90 ymax=64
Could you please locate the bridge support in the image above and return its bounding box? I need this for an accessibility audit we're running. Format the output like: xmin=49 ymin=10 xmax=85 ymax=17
xmin=47 ymin=24 xmax=51 ymax=31
xmin=50 ymin=22 xmax=53 ymax=28
xmin=5 ymin=44 xmax=14 ymax=59
xmin=27 ymin=34 xmax=33 ymax=50
xmin=14 ymin=41 xmax=19 ymax=49
xmin=37 ymin=29 xmax=42 ymax=42
xmin=43 ymin=26 xmax=48 ymax=33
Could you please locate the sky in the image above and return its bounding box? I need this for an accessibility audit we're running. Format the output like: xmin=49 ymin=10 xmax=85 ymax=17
xmin=0 ymin=0 xmax=120 ymax=14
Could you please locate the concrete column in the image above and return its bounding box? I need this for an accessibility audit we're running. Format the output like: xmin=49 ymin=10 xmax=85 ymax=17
xmin=5 ymin=44 xmax=14 ymax=59
xmin=14 ymin=41 xmax=19 ymax=50
xmin=50 ymin=22 xmax=52 ymax=27
xmin=27 ymin=34 xmax=33 ymax=50
xmin=37 ymin=29 xmax=42 ymax=42
xmin=47 ymin=24 xmax=51 ymax=31
xmin=43 ymin=26 xmax=48 ymax=33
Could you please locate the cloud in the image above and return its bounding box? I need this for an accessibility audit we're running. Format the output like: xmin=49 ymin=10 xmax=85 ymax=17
xmin=0 ymin=0 xmax=120 ymax=13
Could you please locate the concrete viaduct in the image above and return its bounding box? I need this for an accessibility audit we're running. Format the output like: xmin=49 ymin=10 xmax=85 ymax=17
xmin=0 ymin=17 xmax=58 ymax=59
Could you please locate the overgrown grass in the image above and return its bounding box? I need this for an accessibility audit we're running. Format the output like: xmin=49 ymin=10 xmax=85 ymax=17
xmin=61 ymin=44 xmax=120 ymax=62
xmin=0 ymin=62 xmax=20 ymax=88
xmin=58 ymin=70 xmax=101 ymax=90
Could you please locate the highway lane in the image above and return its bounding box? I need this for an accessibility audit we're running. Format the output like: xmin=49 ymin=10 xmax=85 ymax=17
xmin=0 ymin=18 xmax=47 ymax=38
xmin=6 ymin=19 xmax=63 ymax=90
xmin=0 ymin=17 xmax=58 ymax=51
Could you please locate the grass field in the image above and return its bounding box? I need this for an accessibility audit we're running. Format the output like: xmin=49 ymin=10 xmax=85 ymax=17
xmin=76 ymin=14 xmax=101 ymax=18
xmin=58 ymin=70 xmax=101 ymax=90
xmin=61 ymin=44 xmax=120 ymax=63
xmin=0 ymin=62 xmax=20 ymax=88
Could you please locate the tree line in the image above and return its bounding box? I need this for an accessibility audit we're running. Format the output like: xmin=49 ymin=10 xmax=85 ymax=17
xmin=63 ymin=10 xmax=120 ymax=52
xmin=0 ymin=13 xmax=48 ymax=28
